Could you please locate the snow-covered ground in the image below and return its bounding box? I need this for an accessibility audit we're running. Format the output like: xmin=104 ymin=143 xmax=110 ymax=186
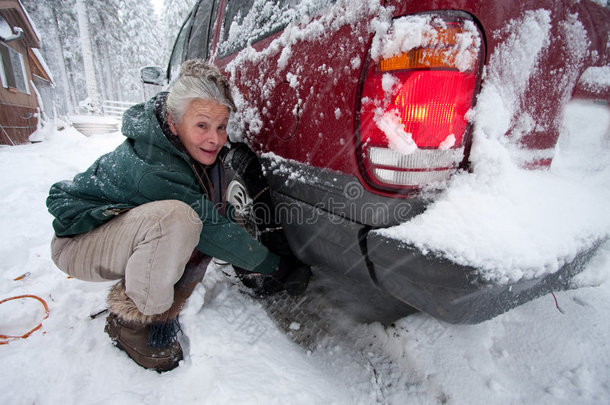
xmin=1 ymin=97 xmax=609 ymax=404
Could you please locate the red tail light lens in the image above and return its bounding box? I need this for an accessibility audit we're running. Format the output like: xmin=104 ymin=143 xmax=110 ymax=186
xmin=363 ymin=70 xmax=477 ymax=148
xmin=358 ymin=15 xmax=483 ymax=191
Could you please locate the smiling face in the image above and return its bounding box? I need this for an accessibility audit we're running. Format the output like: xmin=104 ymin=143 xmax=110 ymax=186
xmin=167 ymin=99 xmax=230 ymax=165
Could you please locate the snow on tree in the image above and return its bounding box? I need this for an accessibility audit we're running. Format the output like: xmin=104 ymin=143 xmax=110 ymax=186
xmin=76 ymin=0 xmax=102 ymax=114
xmin=160 ymin=0 xmax=197 ymax=63
xmin=86 ymin=0 xmax=122 ymax=104
xmin=21 ymin=0 xmax=81 ymax=115
xmin=119 ymin=0 xmax=163 ymax=101
xmin=21 ymin=0 xmax=163 ymax=116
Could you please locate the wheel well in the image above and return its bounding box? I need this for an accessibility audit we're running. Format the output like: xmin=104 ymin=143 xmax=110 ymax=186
xmin=223 ymin=143 xmax=292 ymax=256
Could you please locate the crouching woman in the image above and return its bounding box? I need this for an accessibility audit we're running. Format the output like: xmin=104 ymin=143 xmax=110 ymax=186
xmin=46 ymin=60 xmax=309 ymax=372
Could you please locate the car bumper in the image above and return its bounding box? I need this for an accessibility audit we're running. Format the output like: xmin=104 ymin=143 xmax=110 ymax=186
xmin=262 ymin=157 xmax=602 ymax=324
xmin=366 ymin=232 xmax=602 ymax=324
xmin=271 ymin=188 xmax=602 ymax=324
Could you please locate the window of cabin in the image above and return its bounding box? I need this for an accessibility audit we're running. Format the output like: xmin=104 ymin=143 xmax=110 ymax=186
xmin=0 ymin=43 xmax=29 ymax=94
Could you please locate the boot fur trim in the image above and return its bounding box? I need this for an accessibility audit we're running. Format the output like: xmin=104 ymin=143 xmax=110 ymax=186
xmin=107 ymin=280 xmax=162 ymax=325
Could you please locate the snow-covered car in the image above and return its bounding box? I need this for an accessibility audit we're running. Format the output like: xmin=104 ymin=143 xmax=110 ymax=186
xmin=144 ymin=0 xmax=610 ymax=324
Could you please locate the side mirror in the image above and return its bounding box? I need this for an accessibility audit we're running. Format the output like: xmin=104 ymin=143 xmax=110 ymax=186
xmin=140 ymin=66 xmax=166 ymax=86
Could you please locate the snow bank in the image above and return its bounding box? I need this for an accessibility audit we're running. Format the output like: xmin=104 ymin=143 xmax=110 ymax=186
xmin=0 ymin=130 xmax=359 ymax=403
xmin=347 ymin=263 xmax=610 ymax=404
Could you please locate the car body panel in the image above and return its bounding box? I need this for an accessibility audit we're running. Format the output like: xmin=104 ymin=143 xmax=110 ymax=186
xmin=213 ymin=2 xmax=373 ymax=179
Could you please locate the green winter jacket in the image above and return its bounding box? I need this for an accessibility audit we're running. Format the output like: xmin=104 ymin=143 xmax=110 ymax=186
xmin=46 ymin=93 xmax=279 ymax=275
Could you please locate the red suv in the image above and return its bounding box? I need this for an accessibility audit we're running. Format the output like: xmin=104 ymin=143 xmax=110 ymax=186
xmin=144 ymin=0 xmax=609 ymax=323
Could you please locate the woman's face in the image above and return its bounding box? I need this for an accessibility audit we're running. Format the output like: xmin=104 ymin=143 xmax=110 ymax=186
xmin=168 ymin=99 xmax=230 ymax=165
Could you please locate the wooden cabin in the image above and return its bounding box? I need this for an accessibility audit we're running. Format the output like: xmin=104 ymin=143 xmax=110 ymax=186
xmin=1 ymin=0 xmax=53 ymax=145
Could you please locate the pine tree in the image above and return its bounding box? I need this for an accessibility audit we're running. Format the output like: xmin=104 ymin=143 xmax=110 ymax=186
xmin=87 ymin=0 xmax=122 ymax=103
xmin=21 ymin=0 xmax=81 ymax=115
xmin=120 ymin=0 xmax=163 ymax=101
xmin=160 ymin=0 xmax=197 ymax=63
xmin=21 ymin=0 xmax=164 ymax=116
xmin=76 ymin=0 xmax=101 ymax=114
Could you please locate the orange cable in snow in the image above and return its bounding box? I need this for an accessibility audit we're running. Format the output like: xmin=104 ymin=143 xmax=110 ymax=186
xmin=0 ymin=295 xmax=50 ymax=345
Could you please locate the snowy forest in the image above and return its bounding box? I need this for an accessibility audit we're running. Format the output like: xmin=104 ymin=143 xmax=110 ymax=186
xmin=22 ymin=0 xmax=196 ymax=116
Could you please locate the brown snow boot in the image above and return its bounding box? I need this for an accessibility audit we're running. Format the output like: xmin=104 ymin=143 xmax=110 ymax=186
xmin=104 ymin=252 xmax=209 ymax=372
xmin=105 ymin=280 xmax=183 ymax=372
xmin=104 ymin=312 xmax=183 ymax=372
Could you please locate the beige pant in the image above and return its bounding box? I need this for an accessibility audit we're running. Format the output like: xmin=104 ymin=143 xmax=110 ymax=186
xmin=51 ymin=200 xmax=202 ymax=316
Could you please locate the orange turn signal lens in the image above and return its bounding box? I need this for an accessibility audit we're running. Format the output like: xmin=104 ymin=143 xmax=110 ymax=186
xmin=379 ymin=24 xmax=478 ymax=72
xmin=379 ymin=49 xmax=462 ymax=71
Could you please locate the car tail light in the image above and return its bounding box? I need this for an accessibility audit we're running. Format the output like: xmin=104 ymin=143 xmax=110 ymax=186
xmin=358 ymin=15 xmax=483 ymax=191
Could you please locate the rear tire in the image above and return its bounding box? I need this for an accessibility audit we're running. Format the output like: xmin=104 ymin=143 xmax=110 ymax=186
xmin=222 ymin=143 xmax=292 ymax=256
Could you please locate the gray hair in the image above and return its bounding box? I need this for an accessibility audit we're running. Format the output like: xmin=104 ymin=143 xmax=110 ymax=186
xmin=166 ymin=59 xmax=236 ymax=123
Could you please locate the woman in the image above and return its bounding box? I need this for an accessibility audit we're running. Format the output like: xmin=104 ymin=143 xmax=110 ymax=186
xmin=47 ymin=60 xmax=309 ymax=372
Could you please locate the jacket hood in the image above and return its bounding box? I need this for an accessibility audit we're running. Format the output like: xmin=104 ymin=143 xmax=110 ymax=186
xmin=121 ymin=92 xmax=182 ymax=158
